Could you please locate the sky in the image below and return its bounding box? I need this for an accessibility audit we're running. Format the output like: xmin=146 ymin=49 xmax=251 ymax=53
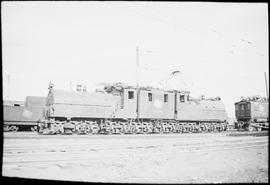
xmin=2 ymin=1 xmax=269 ymax=118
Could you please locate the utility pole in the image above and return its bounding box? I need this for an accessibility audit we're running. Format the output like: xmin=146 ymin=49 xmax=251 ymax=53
xmin=265 ymin=72 xmax=268 ymax=100
xmin=136 ymin=46 xmax=140 ymax=120
xmin=136 ymin=46 xmax=139 ymax=87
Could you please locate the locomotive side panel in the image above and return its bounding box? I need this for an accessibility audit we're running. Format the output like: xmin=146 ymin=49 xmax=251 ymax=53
xmin=47 ymin=89 xmax=120 ymax=119
xmin=250 ymin=101 xmax=269 ymax=120
xmin=200 ymin=101 xmax=228 ymax=121
xmin=23 ymin=106 xmax=46 ymax=121
xmin=138 ymin=89 xmax=174 ymax=120
xmin=51 ymin=90 xmax=119 ymax=106
xmin=51 ymin=104 xmax=115 ymax=119
xmin=176 ymin=93 xmax=203 ymax=121
xmin=176 ymin=93 xmax=227 ymax=122
xmin=114 ymin=89 xmax=137 ymax=119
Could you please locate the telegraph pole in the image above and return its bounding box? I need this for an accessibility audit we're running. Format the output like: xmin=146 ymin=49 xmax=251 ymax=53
xmin=136 ymin=46 xmax=139 ymax=87
xmin=136 ymin=46 xmax=140 ymax=120
xmin=265 ymin=72 xmax=268 ymax=100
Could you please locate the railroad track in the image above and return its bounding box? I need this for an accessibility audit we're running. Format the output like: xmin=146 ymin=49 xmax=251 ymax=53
xmin=3 ymin=134 xmax=268 ymax=165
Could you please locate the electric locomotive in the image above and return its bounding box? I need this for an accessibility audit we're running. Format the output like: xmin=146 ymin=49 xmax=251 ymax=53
xmin=39 ymin=82 xmax=228 ymax=134
xmin=234 ymin=96 xmax=269 ymax=131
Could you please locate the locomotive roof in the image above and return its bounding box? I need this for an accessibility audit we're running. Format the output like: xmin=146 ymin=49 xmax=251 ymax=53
xmin=235 ymin=98 xmax=269 ymax=104
xmin=3 ymin=100 xmax=25 ymax=106
xmin=50 ymin=89 xmax=119 ymax=106
xmin=102 ymin=82 xmax=190 ymax=94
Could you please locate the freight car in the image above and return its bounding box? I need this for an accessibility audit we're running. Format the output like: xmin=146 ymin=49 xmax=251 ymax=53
xmin=234 ymin=96 xmax=269 ymax=131
xmin=3 ymin=96 xmax=46 ymax=131
xmin=39 ymin=82 xmax=228 ymax=134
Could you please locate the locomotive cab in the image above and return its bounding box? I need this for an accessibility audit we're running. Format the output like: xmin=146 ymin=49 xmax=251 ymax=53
xmin=235 ymin=101 xmax=251 ymax=121
xmin=235 ymin=97 xmax=269 ymax=131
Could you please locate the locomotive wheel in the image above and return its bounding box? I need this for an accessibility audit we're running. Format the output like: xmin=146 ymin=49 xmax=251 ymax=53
xmin=208 ymin=125 xmax=213 ymax=132
xmin=211 ymin=126 xmax=215 ymax=132
xmin=120 ymin=128 xmax=125 ymax=134
xmin=64 ymin=128 xmax=73 ymax=135
xmin=167 ymin=126 xmax=173 ymax=133
xmin=178 ymin=125 xmax=183 ymax=133
xmin=182 ymin=125 xmax=187 ymax=133
xmin=256 ymin=127 xmax=262 ymax=132
xmin=185 ymin=125 xmax=190 ymax=133
xmin=58 ymin=125 xmax=64 ymax=134
xmin=74 ymin=126 xmax=79 ymax=134
xmin=219 ymin=126 xmax=223 ymax=132
xmin=12 ymin=126 xmax=19 ymax=132
xmin=106 ymin=128 xmax=112 ymax=135
xmin=130 ymin=126 xmax=136 ymax=134
xmin=148 ymin=127 xmax=153 ymax=134
xmin=204 ymin=125 xmax=208 ymax=132
xmin=199 ymin=125 xmax=204 ymax=132
xmin=31 ymin=126 xmax=37 ymax=132
xmin=142 ymin=127 xmax=147 ymax=134
xmin=146 ymin=124 xmax=153 ymax=133
xmin=157 ymin=126 xmax=162 ymax=134
xmin=213 ymin=125 xmax=218 ymax=132
xmin=207 ymin=126 xmax=212 ymax=132
xmin=85 ymin=125 xmax=91 ymax=134
xmin=50 ymin=124 xmax=58 ymax=134
xmin=4 ymin=126 xmax=9 ymax=132
xmin=179 ymin=126 xmax=183 ymax=133
xmin=162 ymin=124 xmax=167 ymax=133
xmin=115 ymin=127 xmax=121 ymax=134
xmin=173 ymin=123 xmax=177 ymax=133
xmin=191 ymin=126 xmax=195 ymax=133
xmin=105 ymin=125 xmax=111 ymax=134
xmin=189 ymin=125 xmax=194 ymax=133
xmin=81 ymin=126 xmax=87 ymax=134
xmin=124 ymin=125 xmax=130 ymax=134
xmin=194 ymin=125 xmax=199 ymax=133
xmin=9 ymin=126 xmax=14 ymax=132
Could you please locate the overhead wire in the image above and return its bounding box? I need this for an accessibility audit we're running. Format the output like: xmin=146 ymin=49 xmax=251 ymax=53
xmin=102 ymin=2 xmax=257 ymax=49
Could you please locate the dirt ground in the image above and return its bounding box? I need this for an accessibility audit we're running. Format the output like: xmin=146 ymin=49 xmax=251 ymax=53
xmin=2 ymin=131 xmax=268 ymax=183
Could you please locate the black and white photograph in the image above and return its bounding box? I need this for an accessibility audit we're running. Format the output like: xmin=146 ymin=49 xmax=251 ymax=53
xmin=2 ymin=1 xmax=268 ymax=183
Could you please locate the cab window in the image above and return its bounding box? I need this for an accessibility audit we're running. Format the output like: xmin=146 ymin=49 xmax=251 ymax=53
xmin=148 ymin=93 xmax=153 ymax=102
xmin=180 ymin=95 xmax=185 ymax=102
xmin=164 ymin=94 xmax=168 ymax=102
xmin=128 ymin=91 xmax=134 ymax=99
